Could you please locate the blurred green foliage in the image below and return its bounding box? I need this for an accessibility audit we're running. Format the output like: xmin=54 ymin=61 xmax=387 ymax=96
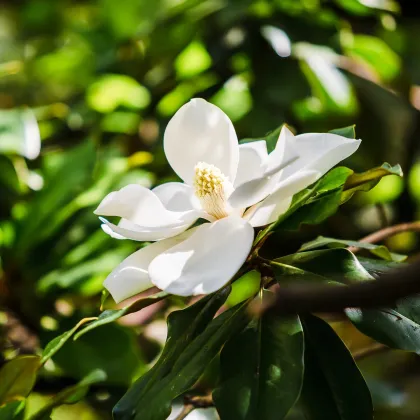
xmin=1 ymin=0 xmax=420 ymax=418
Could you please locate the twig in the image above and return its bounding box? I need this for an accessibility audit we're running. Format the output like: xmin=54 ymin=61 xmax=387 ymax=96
xmin=175 ymin=395 xmax=214 ymax=420
xmin=352 ymin=342 xmax=389 ymax=360
xmin=375 ymin=203 xmax=389 ymax=228
xmin=251 ymin=258 xmax=420 ymax=316
xmin=184 ymin=394 xmax=214 ymax=408
xmin=348 ymin=221 xmax=420 ymax=253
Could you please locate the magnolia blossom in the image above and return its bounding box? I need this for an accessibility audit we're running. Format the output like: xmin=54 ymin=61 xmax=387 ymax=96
xmin=95 ymin=98 xmax=361 ymax=302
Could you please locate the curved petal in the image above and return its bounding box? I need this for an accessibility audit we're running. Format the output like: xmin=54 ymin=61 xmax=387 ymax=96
xmin=245 ymin=170 xmax=320 ymax=227
xmin=104 ymin=228 xmax=196 ymax=303
xmin=164 ymin=98 xmax=239 ymax=185
xmin=148 ymin=216 xmax=254 ymax=296
xmin=228 ymin=172 xmax=280 ymax=210
xmin=282 ymin=133 xmax=361 ymax=179
xmin=94 ymin=184 xmax=200 ymax=237
xmin=152 ymin=182 xmax=200 ymax=211
xmin=234 ymin=141 xmax=268 ymax=187
xmin=100 ymin=217 xmax=195 ymax=242
xmin=264 ymin=126 xmax=299 ymax=175
xmin=229 ymin=128 xmax=301 ymax=210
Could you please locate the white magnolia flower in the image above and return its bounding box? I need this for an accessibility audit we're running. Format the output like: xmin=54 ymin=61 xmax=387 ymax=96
xmin=95 ymin=98 xmax=361 ymax=302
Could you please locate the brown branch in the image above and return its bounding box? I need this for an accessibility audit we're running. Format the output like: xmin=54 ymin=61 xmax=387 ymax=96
xmin=183 ymin=394 xmax=214 ymax=408
xmin=175 ymin=395 xmax=214 ymax=420
xmin=251 ymin=258 xmax=420 ymax=316
xmin=348 ymin=221 xmax=420 ymax=253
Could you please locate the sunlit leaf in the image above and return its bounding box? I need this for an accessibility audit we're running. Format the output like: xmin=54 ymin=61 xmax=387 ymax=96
xmin=41 ymin=317 xmax=98 ymax=365
xmin=28 ymin=370 xmax=107 ymax=420
xmin=0 ymin=356 xmax=41 ymax=406
xmin=74 ymin=291 xmax=168 ymax=340
xmin=299 ymin=236 xmax=406 ymax=262
xmin=87 ymin=74 xmax=150 ymax=113
xmin=175 ymin=41 xmax=212 ymax=79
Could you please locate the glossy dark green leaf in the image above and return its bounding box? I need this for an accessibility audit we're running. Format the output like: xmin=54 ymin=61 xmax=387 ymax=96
xmin=0 ymin=356 xmax=41 ymax=406
xmin=299 ymin=235 xmax=406 ymax=262
xmin=344 ymin=257 xmax=420 ymax=352
xmin=113 ymin=287 xmax=231 ymax=419
xmin=275 ymin=248 xmax=373 ymax=284
xmin=28 ymin=369 xmax=107 ymax=420
xmin=280 ymin=167 xmax=353 ymax=231
xmin=118 ymin=304 xmax=249 ymax=420
xmin=213 ymin=310 xmax=304 ymax=420
xmin=74 ymin=291 xmax=168 ymax=340
xmin=346 ymin=307 xmax=420 ymax=352
xmin=300 ymin=315 xmax=373 ymax=420
xmin=256 ymin=167 xmax=353 ymax=242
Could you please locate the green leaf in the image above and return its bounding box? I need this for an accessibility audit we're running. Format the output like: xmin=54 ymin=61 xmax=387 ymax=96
xmin=0 ymin=401 xmax=25 ymax=420
xmin=345 ymin=257 xmax=420 ymax=352
xmin=346 ymin=307 xmax=420 ymax=352
xmin=240 ymin=124 xmax=283 ymax=153
xmin=299 ymin=236 xmax=407 ymax=262
xmin=52 ymin=324 xmax=144 ymax=386
xmin=213 ymin=310 xmax=304 ymax=420
xmin=329 ymin=125 xmax=356 ymax=139
xmin=256 ymin=167 xmax=353 ymax=242
xmin=74 ymin=291 xmax=168 ymax=340
xmin=300 ymin=315 xmax=373 ymax=419
xmin=41 ymin=317 xmax=98 ymax=365
xmin=15 ymin=141 xmax=96 ymax=254
xmin=344 ymin=35 xmax=401 ymax=82
xmin=226 ymin=270 xmax=261 ymax=307
xmin=0 ymin=356 xmax=41 ymax=406
xmin=342 ymin=163 xmax=403 ymax=203
xmin=275 ymin=248 xmax=373 ymax=284
xmin=28 ymin=370 xmax=107 ymax=420
xmin=86 ymin=74 xmax=150 ymax=113
xmin=116 ymin=303 xmax=250 ymax=420
xmin=113 ymin=287 xmax=231 ymax=419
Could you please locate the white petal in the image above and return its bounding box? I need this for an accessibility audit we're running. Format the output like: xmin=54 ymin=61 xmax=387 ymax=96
xmin=164 ymin=98 xmax=239 ymax=185
xmin=185 ymin=408 xmax=219 ymax=420
xmin=148 ymin=217 xmax=254 ymax=296
xmin=104 ymin=229 xmax=196 ymax=303
xmin=234 ymin=141 xmax=268 ymax=187
xmin=228 ymin=128 xmax=300 ymax=210
xmin=100 ymin=217 xmax=195 ymax=242
xmin=264 ymin=126 xmax=298 ymax=175
xmin=152 ymin=182 xmax=200 ymax=211
xmin=95 ymin=184 xmax=197 ymax=226
xmin=245 ymin=170 xmax=320 ymax=227
xmin=282 ymin=133 xmax=361 ymax=179
xmin=228 ymin=173 xmax=281 ymax=210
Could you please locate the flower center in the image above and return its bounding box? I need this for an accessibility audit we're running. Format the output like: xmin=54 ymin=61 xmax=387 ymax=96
xmin=193 ymin=162 xmax=230 ymax=220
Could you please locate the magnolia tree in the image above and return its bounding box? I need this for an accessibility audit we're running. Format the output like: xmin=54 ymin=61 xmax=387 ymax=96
xmin=2 ymin=98 xmax=416 ymax=420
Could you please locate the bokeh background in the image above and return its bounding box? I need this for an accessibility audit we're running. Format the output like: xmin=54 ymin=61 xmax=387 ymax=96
xmin=1 ymin=0 xmax=420 ymax=418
